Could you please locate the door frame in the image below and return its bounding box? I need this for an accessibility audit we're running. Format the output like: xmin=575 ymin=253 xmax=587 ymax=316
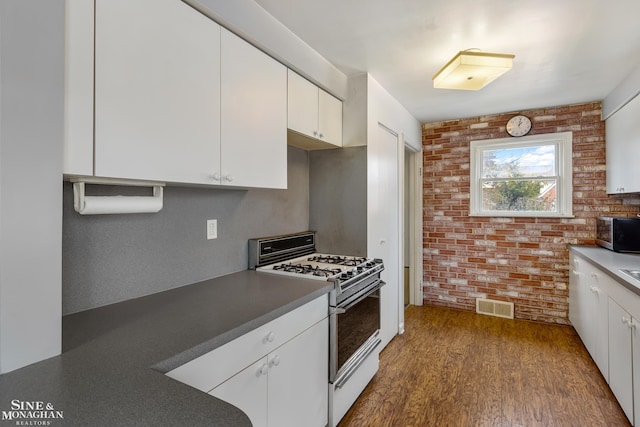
xmin=373 ymin=124 xmax=423 ymax=339
xmin=403 ymin=139 xmax=423 ymax=307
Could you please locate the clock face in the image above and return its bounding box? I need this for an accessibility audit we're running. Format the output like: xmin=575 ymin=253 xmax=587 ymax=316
xmin=506 ymin=115 xmax=532 ymax=137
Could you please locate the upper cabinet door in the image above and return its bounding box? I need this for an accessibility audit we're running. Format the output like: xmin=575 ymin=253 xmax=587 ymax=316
xmin=606 ymin=93 xmax=640 ymax=194
xmin=318 ymin=89 xmax=343 ymax=146
xmin=94 ymin=0 xmax=221 ymax=184
xmin=287 ymin=69 xmax=319 ymax=139
xmin=220 ymin=29 xmax=287 ymax=189
xmin=64 ymin=0 xmax=95 ymax=176
xmin=287 ymin=70 xmax=342 ymax=149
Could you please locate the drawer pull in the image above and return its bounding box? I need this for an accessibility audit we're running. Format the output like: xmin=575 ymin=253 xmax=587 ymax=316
xmin=264 ymin=331 xmax=276 ymax=344
xmin=269 ymin=355 xmax=280 ymax=368
xmin=257 ymin=363 xmax=269 ymax=377
xmin=622 ymin=317 xmax=636 ymax=329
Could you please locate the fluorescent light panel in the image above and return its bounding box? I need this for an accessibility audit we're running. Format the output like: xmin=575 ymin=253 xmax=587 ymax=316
xmin=433 ymin=51 xmax=515 ymax=90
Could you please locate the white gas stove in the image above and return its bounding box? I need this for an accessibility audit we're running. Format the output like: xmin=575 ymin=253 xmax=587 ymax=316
xmin=249 ymin=232 xmax=385 ymax=427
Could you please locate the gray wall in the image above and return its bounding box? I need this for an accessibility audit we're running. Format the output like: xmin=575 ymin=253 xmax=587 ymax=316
xmin=309 ymin=146 xmax=367 ymax=256
xmin=62 ymin=146 xmax=309 ymax=314
xmin=0 ymin=0 xmax=64 ymax=373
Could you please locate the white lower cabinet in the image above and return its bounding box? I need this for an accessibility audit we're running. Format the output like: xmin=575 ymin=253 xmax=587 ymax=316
xmin=166 ymin=295 xmax=328 ymax=427
xmin=570 ymin=249 xmax=640 ymax=426
xmin=210 ymin=319 xmax=328 ymax=427
xmin=607 ymin=277 xmax=640 ymax=426
xmin=568 ymin=253 xmax=609 ymax=378
xmin=210 ymin=357 xmax=268 ymax=426
xmin=608 ymin=297 xmax=636 ymax=423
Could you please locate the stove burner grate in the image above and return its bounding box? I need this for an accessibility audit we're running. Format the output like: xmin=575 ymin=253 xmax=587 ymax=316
xmin=273 ymin=263 xmax=342 ymax=277
xmin=307 ymin=255 xmax=368 ymax=266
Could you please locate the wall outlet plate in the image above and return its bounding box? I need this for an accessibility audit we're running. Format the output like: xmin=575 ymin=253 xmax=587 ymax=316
xmin=207 ymin=219 xmax=217 ymax=240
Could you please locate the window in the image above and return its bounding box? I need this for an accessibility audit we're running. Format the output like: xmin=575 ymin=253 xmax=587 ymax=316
xmin=470 ymin=132 xmax=573 ymax=217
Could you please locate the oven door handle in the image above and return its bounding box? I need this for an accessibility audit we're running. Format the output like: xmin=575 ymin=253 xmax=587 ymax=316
xmin=337 ymin=279 xmax=386 ymax=311
xmin=334 ymin=334 xmax=382 ymax=389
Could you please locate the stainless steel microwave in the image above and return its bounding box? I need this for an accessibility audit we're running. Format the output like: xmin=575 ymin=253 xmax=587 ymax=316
xmin=596 ymin=216 xmax=640 ymax=253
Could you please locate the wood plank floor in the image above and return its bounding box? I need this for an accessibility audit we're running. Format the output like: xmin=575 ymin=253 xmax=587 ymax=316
xmin=338 ymin=305 xmax=630 ymax=427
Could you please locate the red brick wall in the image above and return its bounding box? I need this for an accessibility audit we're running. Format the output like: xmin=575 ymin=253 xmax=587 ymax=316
xmin=422 ymin=101 xmax=640 ymax=324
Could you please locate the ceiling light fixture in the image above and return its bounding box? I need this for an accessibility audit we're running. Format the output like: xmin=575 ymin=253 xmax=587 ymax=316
xmin=433 ymin=50 xmax=515 ymax=90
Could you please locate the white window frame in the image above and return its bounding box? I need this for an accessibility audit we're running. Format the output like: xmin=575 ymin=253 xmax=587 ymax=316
xmin=469 ymin=132 xmax=573 ymax=218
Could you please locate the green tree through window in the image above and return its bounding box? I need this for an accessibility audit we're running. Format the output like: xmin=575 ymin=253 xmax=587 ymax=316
xmin=483 ymin=157 xmax=546 ymax=211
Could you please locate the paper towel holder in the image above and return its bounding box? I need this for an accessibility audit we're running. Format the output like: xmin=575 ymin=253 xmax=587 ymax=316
xmin=71 ymin=177 xmax=166 ymax=215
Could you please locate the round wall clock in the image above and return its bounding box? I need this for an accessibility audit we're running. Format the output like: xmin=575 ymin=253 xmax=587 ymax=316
xmin=506 ymin=115 xmax=532 ymax=137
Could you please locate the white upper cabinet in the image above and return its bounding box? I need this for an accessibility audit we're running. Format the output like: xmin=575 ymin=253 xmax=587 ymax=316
xmin=606 ymin=93 xmax=640 ymax=194
xmin=288 ymin=71 xmax=319 ymax=140
xmin=287 ymin=70 xmax=342 ymax=150
xmin=318 ymin=90 xmax=343 ymax=147
xmin=65 ymin=0 xmax=287 ymax=189
xmin=220 ymin=29 xmax=287 ymax=189
xmin=94 ymin=0 xmax=221 ymax=185
xmin=64 ymin=0 xmax=95 ymax=176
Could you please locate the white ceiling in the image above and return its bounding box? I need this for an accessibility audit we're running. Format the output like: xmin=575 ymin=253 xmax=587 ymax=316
xmin=254 ymin=0 xmax=640 ymax=123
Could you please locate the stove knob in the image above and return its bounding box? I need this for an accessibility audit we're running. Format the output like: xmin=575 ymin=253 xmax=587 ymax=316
xmin=340 ymin=273 xmax=348 ymax=279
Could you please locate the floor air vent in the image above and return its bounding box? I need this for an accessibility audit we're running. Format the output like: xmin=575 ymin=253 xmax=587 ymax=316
xmin=476 ymin=298 xmax=514 ymax=319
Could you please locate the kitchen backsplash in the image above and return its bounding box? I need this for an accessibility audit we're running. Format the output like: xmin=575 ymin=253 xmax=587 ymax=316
xmin=309 ymin=146 xmax=367 ymax=256
xmin=62 ymin=146 xmax=310 ymax=315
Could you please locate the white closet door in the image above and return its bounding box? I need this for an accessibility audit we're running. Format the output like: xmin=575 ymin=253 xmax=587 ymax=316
xmin=94 ymin=0 xmax=221 ymax=184
xmin=369 ymin=123 xmax=401 ymax=349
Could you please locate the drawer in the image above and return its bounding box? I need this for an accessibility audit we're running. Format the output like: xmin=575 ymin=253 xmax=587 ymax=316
xmin=609 ymin=277 xmax=640 ymax=320
xmin=166 ymin=294 xmax=328 ymax=392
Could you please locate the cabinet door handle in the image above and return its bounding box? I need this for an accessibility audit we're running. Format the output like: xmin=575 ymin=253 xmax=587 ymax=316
xmin=263 ymin=331 xmax=275 ymax=344
xmin=224 ymin=174 xmax=234 ymax=182
xmin=313 ymin=130 xmax=318 ymax=137
xmin=269 ymin=355 xmax=280 ymax=368
xmin=212 ymin=172 xmax=221 ymax=181
xmin=589 ymin=286 xmax=599 ymax=294
xmin=256 ymin=363 xmax=269 ymax=377
xmin=318 ymin=132 xmax=324 ymax=139
xmin=622 ymin=317 xmax=636 ymax=329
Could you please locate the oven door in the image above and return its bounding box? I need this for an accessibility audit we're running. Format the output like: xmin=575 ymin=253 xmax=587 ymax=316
xmin=330 ymin=278 xmax=385 ymax=388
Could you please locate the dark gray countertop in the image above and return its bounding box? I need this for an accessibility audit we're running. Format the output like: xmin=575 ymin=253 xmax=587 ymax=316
xmin=570 ymin=245 xmax=640 ymax=295
xmin=0 ymin=270 xmax=332 ymax=426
